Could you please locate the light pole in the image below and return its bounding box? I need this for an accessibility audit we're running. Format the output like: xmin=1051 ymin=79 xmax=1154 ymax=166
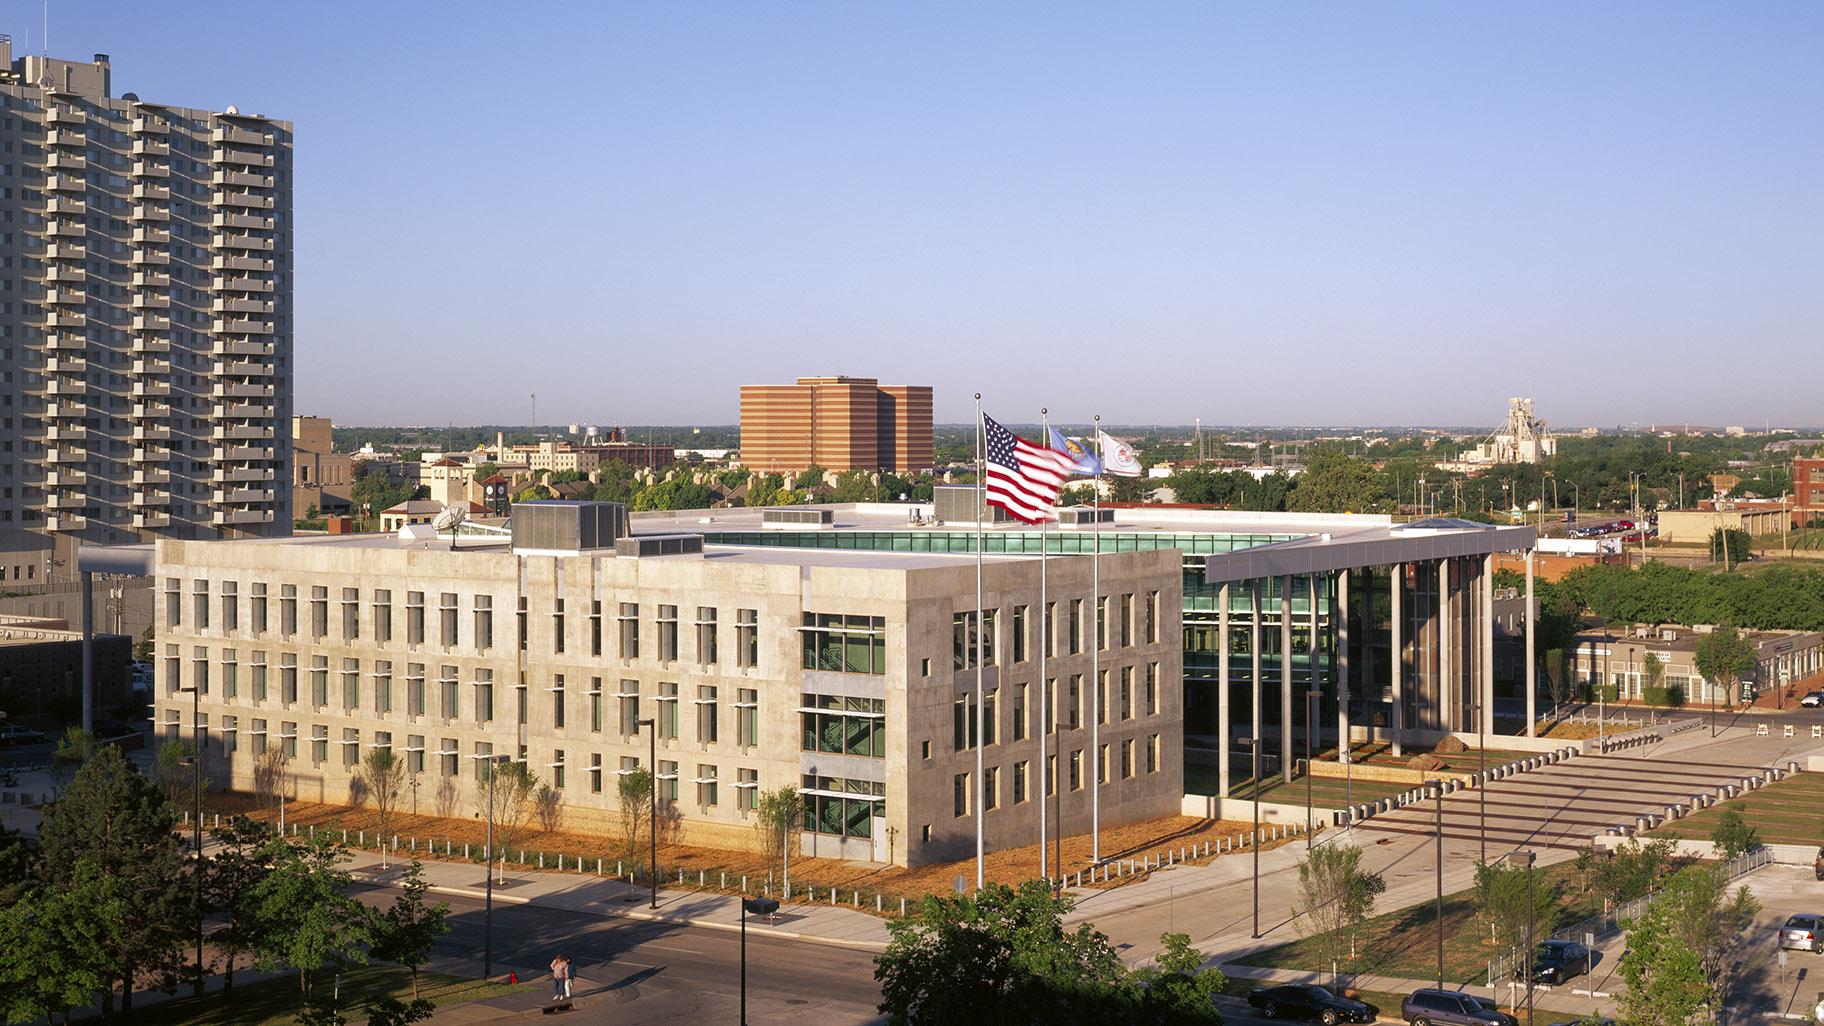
xmin=1506 ymin=849 xmax=1537 ymax=1026
xmin=740 ymin=895 xmax=780 ymax=1025
xmin=475 ymin=751 xmax=510 ymax=979
xmin=1304 ymin=690 xmax=1319 ymax=848
xmin=177 ymin=685 xmax=203 ymax=997
xmin=1428 ymin=779 xmax=1444 ymax=990
xmin=638 ymin=717 xmax=658 ymax=909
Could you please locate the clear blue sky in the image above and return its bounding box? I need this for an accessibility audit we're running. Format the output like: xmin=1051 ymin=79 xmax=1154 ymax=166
xmin=40 ymin=2 xmax=1823 ymax=429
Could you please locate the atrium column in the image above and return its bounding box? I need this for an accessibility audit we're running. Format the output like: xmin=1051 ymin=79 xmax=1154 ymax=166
xmin=1280 ymin=575 xmax=1293 ymax=783
xmin=1390 ymin=563 xmax=1404 ymax=757
xmin=1218 ymin=583 xmax=1232 ymax=797
xmin=1482 ymin=554 xmax=1495 ymax=736
xmin=1337 ymin=569 xmax=1351 ymax=764
xmin=1437 ymin=559 xmax=1451 ymax=732
xmin=1525 ymin=549 xmax=1537 ymax=736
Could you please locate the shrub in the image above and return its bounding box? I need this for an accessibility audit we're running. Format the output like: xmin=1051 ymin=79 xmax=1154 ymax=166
xmin=1642 ymin=685 xmax=1685 ymax=708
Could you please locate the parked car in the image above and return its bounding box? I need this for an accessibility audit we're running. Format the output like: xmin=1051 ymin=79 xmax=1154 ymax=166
xmin=1522 ymin=939 xmax=1595 ymax=984
xmin=1781 ymin=913 xmax=1824 ymax=953
xmin=1246 ymin=984 xmax=1376 ymax=1024
xmin=0 ymin=724 xmax=48 ymax=746
xmin=1814 ymin=847 xmax=1824 ymax=881
xmin=1401 ymin=988 xmax=1517 ymax=1026
xmin=1546 ymin=1019 xmax=1614 ymax=1026
xmin=1801 ymin=690 xmax=1823 ymax=708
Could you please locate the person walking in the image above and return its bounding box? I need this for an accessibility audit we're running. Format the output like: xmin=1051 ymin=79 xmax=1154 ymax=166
xmin=549 ymin=954 xmax=571 ymax=1001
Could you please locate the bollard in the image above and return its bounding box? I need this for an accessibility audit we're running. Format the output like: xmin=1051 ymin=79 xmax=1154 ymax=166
xmin=877 ymin=894 xmax=882 ymax=912
xmin=853 ymin=890 xmax=859 ymax=907
xmin=678 ymin=868 xmax=684 ymax=884
xmin=359 ymin=830 xmax=365 ymax=846
xmin=464 ymin=843 xmax=470 ymax=859
xmin=539 ymin=853 xmax=545 ymax=869
xmin=342 ymin=829 xmax=347 ymax=843
xmin=830 ymin=889 xmax=836 ymax=906
xmin=901 ymin=897 xmax=907 ymax=916
xmin=721 ymin=872 xmax=727 ymax=889
xmin=700 ymin=870 xmax=705 ymax=886
xmin=742 ymin=875 xmax=748 ymax=891
xmin=213 ymin=812 xmax=220 ymax=828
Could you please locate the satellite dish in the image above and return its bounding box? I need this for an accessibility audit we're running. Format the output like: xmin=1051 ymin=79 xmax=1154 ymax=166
xmin=432 ymin=503 xmax=467 ymax=551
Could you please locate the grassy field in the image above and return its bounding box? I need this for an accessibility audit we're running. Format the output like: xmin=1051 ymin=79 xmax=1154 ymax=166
xmin=1230 ymin=860 xmax=1602 ymax=988
xmin=1651 ymin=772 xmax=1824 ymax=847
xmin=126 ymin=968 xmax=524 ymax=1026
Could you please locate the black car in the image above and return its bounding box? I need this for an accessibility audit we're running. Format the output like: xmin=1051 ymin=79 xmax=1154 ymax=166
xmin=1246 ymin=983 xmax=1375 ymax=1024
xmin=1522 ymin=939 xmax=1595 ymax=984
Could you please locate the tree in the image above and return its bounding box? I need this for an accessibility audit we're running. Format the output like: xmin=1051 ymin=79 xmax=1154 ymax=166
xmin=37 ymin=744 xmax=188 ymax=1019
xmin=1693 ymin=622 xmax=1757 ymax=710
xmin=476 ymin=761 xmax=538 ymax=884
xmin=249 ymin=833 xmax=372 ymax=994
xmin=0 ymin=880 xmax=112 ymax=1025
xmin=1641 ymin=651 xmax=1668 ymax=705
xmin=203 ymin=816 xmax=276 ymax=1003
xmin=1709 ymin=527 xmax=1750 ymax=567
xmin=1709 ymin=806 xmax=1761 ymax=861
xmin=754 ymin=785 xmax=803 ymax=892
xmin=252 ymin=746 xmax=293 ymax=834
xmin=48 ymin=726 xmax=97 ymax=795
xmin=354 ymin=748 xmax=406 ymax=868
xmin=1292 ymin=843 xmax=1385 ymax=976
xmin=364 ymin=996 xmax=437 ymax=1026
xmin=1617 ymin=865 xmax=1759 ymax=1026
xmin=370 ymin=862 xmax=450 ymax=1000
xmin=1130 ymin=932 xmax=1228 ymax=1026
xmin=1593 ymin=837 xmax=1683 ymax=910
xmin=1289 ymin=450 xmax=1388 ymax=514
xmin=618 ymin=766 xmax=654 ymax=868
xmin=153 ymin=736 xmax=208 ymax=811
xmin=1472 ymin=860 xmax=1559 ymax=975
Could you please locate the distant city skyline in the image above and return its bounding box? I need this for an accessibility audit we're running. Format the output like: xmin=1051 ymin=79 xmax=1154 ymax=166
xmin=33 ymin=2 xmax=1823 ymax=428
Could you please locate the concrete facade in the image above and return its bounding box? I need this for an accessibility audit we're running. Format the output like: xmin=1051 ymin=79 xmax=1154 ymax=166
xmin=151 ymin=528 xmax=1182 ymax=867
xmin=1571 ymin=623 xmax=1823 ymax=704
xmin=0 ymin=41 xmax=294 ymax=575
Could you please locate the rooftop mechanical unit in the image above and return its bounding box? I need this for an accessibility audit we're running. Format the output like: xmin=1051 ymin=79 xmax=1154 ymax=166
xmin=510 ymin=500 xmax=628 ymax=554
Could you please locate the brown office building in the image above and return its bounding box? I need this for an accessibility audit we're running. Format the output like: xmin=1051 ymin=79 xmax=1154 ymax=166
xmin=1796 ymin=456 xmax=1824 ymax=527
xmin=739 ymin=377 xmax=932 ymax=474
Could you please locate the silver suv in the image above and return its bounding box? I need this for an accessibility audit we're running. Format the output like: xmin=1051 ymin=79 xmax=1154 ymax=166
xmin=1401 ymin=989 xmax=1517 ymax=1026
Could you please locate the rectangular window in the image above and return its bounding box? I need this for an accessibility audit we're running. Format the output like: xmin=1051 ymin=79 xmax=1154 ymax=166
xmin=805 ymin=694 xmax=887 ymax=757
xmin=953 ymin=772 xmax=969 ymax=818
xmin=952 ymin=610 xmax=996 ymax=669
xmin=1012 ymin=605 xmax=1028 ymax=663
xmin=440 ymin=738 xmax=459 ymax=777
xmin=407 ymin=734 xmax=426 ymax=774
xmin=472 ymin=742 xmax=494 ymax=778
xmin=984 ymin=765 xmax=999 ymax=811
xmin=374 ymin=660 xmax=393 ymax=715
xmin=737 ymin=768 xmax=759 ymax=810
xmin=373 ymin=590 xmax=393 ymax=643
xmin=1146 ymin=733 xmax=1159 ymax=774
xmin=553 ymin=598 xmax=566 ymax=654
xmin=342 ymin=658 xmax=360 ymax=710
xmin=193 ymin=579 xmax=210 ymax=630
xmin=473 ymin=595 xmax=493 ymax=651
xmin=311 ymin=586 xmax=329 ymax=639
xmin=280 ymin=654 xmax=298 ymax=704
xmin=696 ymin=607 xmax=718 ymax=665
xmin=250 ymin=583 xmax=269 ymax=634
xmin=1068 ymin=599 xmax=1082 ymax=654
xmin=658 ymin=682 xmax=679 ymax=739
xmin=737 ymin=688 xmax=759 ymax=747
xmin=310 ymin=656 xmax=329 ymax=708
xmin=1120 ymin=666 xmax=1133 ymax=721
xmin=518 ymin=597 xmax=528 ymax=651
xmin=341 ymin=588 xmax=359 ymax=640
xmin=440 ymin=665 xmax=460 ymax=719
xmin=342 ymin=728 xmax=361 ymax=768
xmin=657 ymin=760 xmax=679 ymax=802
xmin=1097 ymin=669 xmax=1109 ymax=725
xmin=1044 ymin=601 xmax=1055 ymax=658
xmin=953 ymin=695 xmax=975 ymax=752
xmin=311 ymin=724 xmax=329 ymax=765
xmin=164 ymin=578 xmax=181 ymax=628
xmin=589 ymin=753 xmax=603 ymax=794
xmin=192 ymin=646 xmax=209 ymax=695
xmin=983 ymin=687 xmax=998 ymax=746
xmin=618 ymin=681 xmax=640 ymax=737
xmin=439 ymin=593 xmax=458 ymax=648
xmin=1145 ymin=662 xmax=1159 ymax=716
xmin=551 ymin=674 xmax=566 ymax=729
xmin=221 ymin=580 xmax=239 ymax=632
xmin=406 ymin=591 xmax=425 ymax=644
xmin=1047 ymin=754 xmax=1057 ymax=796
xmin=589 ymin=678 xmax=603 ymax=733
xmin=696 ymin=764 xmax=718 ymax=807
xmin=408 ymin=663 xmax=427 ymax=717
xmin=1013 ymin=760 xmax=1028 ymax=804
xmin=1045 ymin=677 xmax=1057 ymax=734
xmin=736 ymin=609 xmax=758 ymax=667
xmin=552 ymin=749 xmax=566 ymax=790
xmin=1067 ymin=674 xmax=1082 ymax=729
xmin=1013 ymin=683 xmax=1027 ymax=742
xmin=252 ymin=652 xmax=269 ymax=703
xmin=1121 ymin=738 xmax=1134 ymax=779
xmin=1069 ymin=749 xmax=1083 ymax=791
xmin=222 ymin=715 xmax=238 ymax=754
xmin=803 ymin=613 xmax=887 ymax=674
xmin=221 ymin=650 xmax=238 ymax=700
xmin=657 ymin=605 xmax=678 ymax=661
xmin=280 ymin=584 xmax=298 ymax=636
xmin=696 ymin=685 xmax=718 ymax=743
xmin=1099 ymin=744 xmax=1111 ymax=784
xmin=281 ymin=721 xmax=298 ymax=759
xmin=475 ymin=668 xmax=494 ymax=724
xmin=618 ymin=603 xmax=639 ymax=658
xmin=1145 ymin=591 xmax=1159 ymax=644
xmin=1119 ymin=593 xmax=1132 ymax=648
xmin=1096 ymin=596 xmax=1108 ymax=651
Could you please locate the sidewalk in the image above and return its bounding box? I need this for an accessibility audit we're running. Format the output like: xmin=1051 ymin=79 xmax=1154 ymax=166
xmin=1218 ymin=962 xmax=1616 ymax=1021
xmin=344 ymin=848 xmax=895 ymax=951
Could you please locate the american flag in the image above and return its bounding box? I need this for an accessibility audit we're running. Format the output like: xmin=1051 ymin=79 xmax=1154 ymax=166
xmin=983 ymin=414 xmax=1077 ymax=523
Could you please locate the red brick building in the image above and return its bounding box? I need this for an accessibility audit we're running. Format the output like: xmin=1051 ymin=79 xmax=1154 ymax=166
xmin=1798 ymin=456 xmax=1824 ymax=527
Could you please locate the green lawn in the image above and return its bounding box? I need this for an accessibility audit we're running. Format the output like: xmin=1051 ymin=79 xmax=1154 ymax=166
xmin=1185 ymin=763 xmax=1415 ymax=804
xmin=1231 ymin=861 xmax=1603 ymax=988
xmin=119 ymin=967 xmax=526 ymax=1026
xmin=1651 ymin=772 xmax=1824 ymax=847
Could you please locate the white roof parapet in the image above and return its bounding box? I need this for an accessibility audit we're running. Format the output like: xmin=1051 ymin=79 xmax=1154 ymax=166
xmin=1203 ymin=523 xmax=1536 ymax=585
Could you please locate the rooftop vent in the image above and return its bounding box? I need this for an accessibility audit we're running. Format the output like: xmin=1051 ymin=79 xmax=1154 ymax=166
xmin=509 ymin=500 xmax=627 ymax=554
xmin=762 ymin=507 xmax=833 ymax=527
xmin=1057 ymin=506 xmax=1114 ymax=526
xmin=934 ymin=484 xmax=1008 ymax=525
xmin=614 ymin=534 xmax=704 ymax=558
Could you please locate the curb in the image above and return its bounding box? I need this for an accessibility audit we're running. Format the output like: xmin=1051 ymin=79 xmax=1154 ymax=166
xmin=351 ymin=869 xmax=891 ymax=954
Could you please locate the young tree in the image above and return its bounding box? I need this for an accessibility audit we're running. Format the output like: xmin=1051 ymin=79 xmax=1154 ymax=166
xmin=370 ymin=862 xmax=450 ymax=999
xmin=1594 ymin=837 xmax=1683 ymax=910
xmin=1130 ymin=932 xmax=1228 ymax=1026
xmin=204 ymin=815 xmax=275 ymax=1003
xmin=618 ymin=766 xmax=654 ymax=868
xmin=0 ymin=881 xmax=112 ymax=1025
xmin=1709 ymin=806 xmax=1761 ymax=861
xmin=153 ymin=736 xmax=208 ymax=811
xmin=1472 ymin=861 xmax=1559 ymax=975
xmin=1694 ymin=622 xmax=1758 ymax=710
xmin=354 ymin=747 xmax=407 ymax=867
xmin=252 ymin=746 xmax=293 ymax=834
xmin=48 ymin=726 xmax=97 ymax=795
xmin=475 ymin=761 xmax=538 ymax=884
xmin=753 ymin=785 xmax=803 ymax=892
xmin=249 ymin=833 xmax=373 ymax=994
xmin=364 ymin=996 xmax=437 ymax=1026
xmin=1617 ymin=865 xmax=1759 ymax=1026
xmin=37 ymin=744 xmax=188 ymax=1019
xmin=1641 ymin=651 xmax=1667 ymax=704
xmin=1293 ymin=843 xmax=1385 ymax=975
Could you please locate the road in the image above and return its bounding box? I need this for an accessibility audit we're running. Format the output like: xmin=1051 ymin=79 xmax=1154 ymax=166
xmin=349 ymin=884 xmax=886 ymax=1025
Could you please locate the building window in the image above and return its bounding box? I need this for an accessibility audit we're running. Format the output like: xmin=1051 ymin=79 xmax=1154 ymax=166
xmin=341 ymin=588 xmax=359 ymax=640
xmin=657 ymin=605 xmax=678 ymax=662
xmin=1046 ymin=754 xmax=1057 ymax=796
xmin=736 ymin=768 xmax=758 ymax=810
xmin=374 ymin=661 xmax=393 ymax=715
xmin=193 ymin=579 xmax=210 ymax=630
xmin=657 ymin=760 xmax=679 ymax=802
xmin=1044 ymin=602 xmax=1055 ymax=658
xmin=953 ymin=772 xmax=970 ymax=818
xmin=984 ymin=687 xmax=998 ymax=746
xmin=222 ymin=650 xmax=238 ymax=700
xmin=1069 ymin=749 xmax=1082 ymax=791
xmin=1097 ymin=670 xmax=1109 ymax=725
xmin=373 ymin=590 xmax=392 ymax=643
xmin=250 ymin=583 xmax=268 ymax=634
xmin=1146 ymin=733 xmax=1159 ymax=774
xmin=553 ymin=598 xmax=566 ymax=654
xmin=164 ymin=578 xmax=181 ymax=628
xmin=280 ymin=654 xmax=298 ymax=705
xmin=658 ymin=682 xmax=679 ymax=739
xmin=516 ymin=679 xmax=529 ymax=726
xmin=1044 ymin=678 xmax=1057 ymax=734
xmin=405 ymin=591 xmax=424 ymax=645
xmin=803 ymin=775 xmax=882 ymax=837
xmin=1012 ymin=605 xmax=1028 ymax=663
xmin=552 ymin=749 xmax=566 ymax=790
xmin=475 ymin=669 xmax=494 ymax=724
xmin=589 ymin=678 xmax=603 ymax=733
xmin=222 ymin=581 xmax=239 ymax=632
xmin=518 ymin=597 xmax=528 ymax=651
xmin=1121 ymin=738 xmax=1133 ymax=779
xmin=472 ymin=742 xmax=494 ymax=778
xmin=803 ymin=613 xmax=887 ymax=674
xmin=1120 ymin=593 xmax=1133 ymax=647
xmin=696 ymin=685 xmax=718 ymax=743
xmin=803 ymin=694 xmax=886 ymax=757
xmin=1145 ymin=591 xmax=1159 ymax=644
xmin=618 ymin=603 xmax=639 ymax=658
xmin=736 ymin=688 xmax=758 ymax=747
xmin=192 ymin=647 xmax=209 ymax=695
xmin=953 ymin=695 xmax=976 ymax=752
xmin=473 ymin=595 xmax=493 ymax=651
xmin=1145 ymin=662 xmax=1158 ymax=716
xmin=342 ymin=658 xmax=360 ymax=710
xmin=1013 ymin=683 xmax=1027 ymax=742
xmin=309 ymin=656 xmax=328 ymax=707
xmin=310 ymin=586 xmax=329 ymax=639
xmin=618 ymin=681 xmax=640 ymax=737
xmin=311 ymin=724 xmax=329 ymax=765
xmin=952 ymin=610 xmax=996 ymax=669
xmin=1096 ymin=596 xmax=1108 ymax=651
xmin=736 ymin=609 xmax=758 ymax=668
xmin=407 ymin=663 xmax=427 ymax=717
xmin=551 ymin=674 xmax=567 ymax=729
xmin=438 ymin=665 xmax=459 ymax=720
xmin=589 ymin=753 xmax=603 ymax=794
xmin=439 ymin=593 xmax=458 ymax=648
xmin=407 ymin=735 xmax=426 ymax=774
xmin=985 ymin=765 xmax=1000 ymax=810
xmin=342 ymin=728 xmax=361 ymax=768
xmin=439 ymin=738 xmax=459 ymax=777
xmin=590 ymin=600 xmax=603 ymax=656
xmin=250 ymin=718 xmax=267 ymax=755
xmin=281 ymin=721 xmax=298 ymax=759
xmin=1099 ymin=744 xmax=1111 ymax=784
xmin=252 ymin=652 xmax=269 ymax=703
xmin=280 ymin=585 xmax=298 ymax=636
xmin=1119 ymin=666 xmax=1133 ymax=720
xmin=1068 ymin=599 xmax=1082 ymax=654
xmin=696 ymin=607 xmax=718 ymax=665
xmin=696 ymin=764 xmax=718 ymax=807
xmin=1067 ymin=675 xmax=1082 ymax=729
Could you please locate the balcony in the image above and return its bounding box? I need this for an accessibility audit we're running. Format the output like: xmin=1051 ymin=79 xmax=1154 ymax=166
xmin=43 ymin=333 xmax=86 ymax=351
xmin=132 ymin=271 xmax=172 ymax=288
xmin=44 ymin=219 xmax=86 ymax=237
xmin=131 ymin=205 xmax=172 ymax=222
xmin=211 ymin=126 xmax=273 ymax=147
xmin=213 ymin=424 xmax=276 ymax=441
xmin=131 ymin=402 xmax=169 ymax=419
xmin=129 ymin=249 xmax=171 ymax=266
xmin=133 ymin=491 xmax=173 ymax=507
xmin=46 ymin=469 xmax=87 ymax=487
xmin=213 ymin=360 xmax=274 ymax=377
xmin=213 ymin=318 xmax=274 ymax=335
xmin=218 ymin=402 xmax=275 ymax=419
xmin=133 ymin=314 xmax=173 ymax=332
xmin=131 ymin=138 xmax=171 ymax=157
xmin=213 ymin=190 xmax=275 ymax=209
xmin=46 ymin=515 xmax=89 ymax=531
xmin=44 ymin=311 xmax=86 ymax=328
xmin=44 ymin=242 xmax=86 ymax=261
xmin=211 ymin=339 xmax=273 ymax=357
xmin=213 ymin=488 xmax=273 ymax=505
xmin=42 ymin=152 xmax=85 ymax=172
xmin=132 ymin=183 xmax=172 ymax=202
xmin=45 ymin=174 xmax=85 ymax=193
xmin=130 ymin=337 xmax=172 ymax=354
xmin=131 ymin=293 xmax=172 ymax=309
xmin=45 ymin=106 xmax=85 ymax=126
xmin=211 ymin=255 xmax=274 ymax=273
xmin=44 ymin=196 xmax=86 ymax=216
xmin=42 ymin=265 xmax=86 ymax=283
xmin=43 ymin=356 xmax=86 ymax=374
xmin=212 ymin=233 xmax=275 ymax=252
xmin=132 ymin=161 xmax=171 ymax=178
xmin=44 ymin=128 xmax=86 ymax=148
xmin=211 ymin=212 xmax=274 ymax=231
xmin=212 ymin=298 xmax=275 ymax=315
xmin=133 ymin=513 xmax=172 ymax=529
xmin=43 ymin=287 xmax=87 ymax=305
xmin=213 ymin=276 xmax=274 ymax=294
xmin=132 ymin=468 xmax=171 ymax=485
xmin=130 ymin=380 xmax=173 ymax=398
xmin=132 ymin=357 xmax=172 ymax=376
xmin=44 ymin=424 xmax=87 ymax=442
xmin=41 ymin=378 xmax=84 ymax=397
xmin=131 ymin=116 xmax=171 ymax=135
xmin=213 ymin=510 xmax=275 ymax=527
xmin=212 ymin=467 xmax=272 ymax=485
xmin=211 ymin=170 xmax=274 ymax=189
xmin=131 ymin=227 xmax=172 ymax=246
xmin=213 ymin=445 xmax=273 ymax=462
xmin=45 ymin=448 xmax=87 ymax=464
xmin=132 ymin=448 xmax=172 ymax=463
xmin=132 ymin=423 xmax=173 ymax=443
xmin=212 ymin=147 xmax=275 ymax=168
xmin=44 ymin=401 xmax=86 ymax=419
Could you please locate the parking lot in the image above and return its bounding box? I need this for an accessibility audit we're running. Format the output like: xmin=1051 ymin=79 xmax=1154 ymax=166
xmin=1738 ymin=864 xmax=1824 ymax=1020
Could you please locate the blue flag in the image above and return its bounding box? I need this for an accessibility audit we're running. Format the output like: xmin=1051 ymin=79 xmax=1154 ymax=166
xmin=1049 ymin=427 xmax=1101 ymax=476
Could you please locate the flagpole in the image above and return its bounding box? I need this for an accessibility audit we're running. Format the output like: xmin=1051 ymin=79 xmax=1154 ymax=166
xmin=974 ymin=393 xmax=987 ymax=892
xmin=1038 ymin=407 xmax=1050 ymax=887
xmin=1090 ymin=413 xmax=1102 ymax=865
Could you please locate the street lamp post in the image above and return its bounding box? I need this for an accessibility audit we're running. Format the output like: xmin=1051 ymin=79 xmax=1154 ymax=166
xmin=740 ymin=895 xmax=780 ymax=1025
xmin=638 ymin=717 xmax=658 ymax=909
xmin=1304 ymin=691 xmax=1319 ymax=849
xmin=1428 ymin=779 xmax=1444 ymax=990
xmin=176 ymin=685 xmax=203 ymax=997
xmin=475 ymin=752 xmax=510 ymax=979
xmin=1506 ymin=849 xmax=1538 ymax=1026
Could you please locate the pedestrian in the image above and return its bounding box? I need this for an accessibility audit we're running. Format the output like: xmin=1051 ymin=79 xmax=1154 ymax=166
xmin=549 ymin=954 xmax=569 ymax=1001
xmin=561 ymin=954 xmax=573 ymax=1000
